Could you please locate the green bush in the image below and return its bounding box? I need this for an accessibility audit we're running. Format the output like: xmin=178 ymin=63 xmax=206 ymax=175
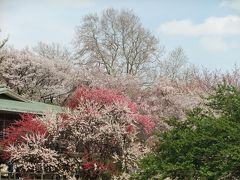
xmin=134 ymin=83 xmax=240 ymax=179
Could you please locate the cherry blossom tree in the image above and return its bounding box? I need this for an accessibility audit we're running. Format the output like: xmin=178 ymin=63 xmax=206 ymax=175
xmin=0 ymin=47 xmax=75 ymax=103
xmin=2 ymin=87 xmax=154 ymax=179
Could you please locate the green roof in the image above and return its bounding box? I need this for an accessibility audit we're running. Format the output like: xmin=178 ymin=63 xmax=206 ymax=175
xmin=0 ymin=86 xmax=30 ymax=102
xmin=0 ymin=86 xmax=62 ymax=114
xmin=0 ymin=99 xmax=62 ymax=114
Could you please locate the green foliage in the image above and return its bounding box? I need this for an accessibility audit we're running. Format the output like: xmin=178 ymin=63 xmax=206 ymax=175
xmin=206 ymin=83 xmax=240 ymax=121
xmin=134 ymin=83 xmax=240 ymax=179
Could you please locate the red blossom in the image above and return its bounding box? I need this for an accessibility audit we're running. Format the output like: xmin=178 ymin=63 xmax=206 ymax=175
xmin=126 ymin=124 xmax=134 ymax=133
xmin=82 ymin=160 xmax=109 ymax=172
xmin=68 ymin=86 xmax=154 ymax=134
xmin=1 ymin=114 xmax=47 ymax=160
xmin=68 ymin=86 xmax=137 ymax=112
xmin=60 ymin=113 xmax=69 ymax=120
xmin=98 ymin=163 xmax=108 ymax=171
xmin=135 ymin=115 xmax=155 ymax=134
xmin=4 ymin=86 xmax=154 ymax=178
xmin=82 ymin=161 xmax=95 ymax=171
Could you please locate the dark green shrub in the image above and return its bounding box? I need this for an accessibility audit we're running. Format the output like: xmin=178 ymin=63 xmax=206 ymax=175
xmin=134 ymin=83 xmax=240 ymax=179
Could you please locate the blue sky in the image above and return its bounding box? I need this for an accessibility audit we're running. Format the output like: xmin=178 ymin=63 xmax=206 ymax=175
xmin=0 ymin=0 xmax=240 ymax=71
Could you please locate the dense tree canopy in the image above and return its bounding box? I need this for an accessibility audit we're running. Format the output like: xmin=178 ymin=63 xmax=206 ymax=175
xmin=2 ymin=7 xmax=240 ymax=180
xmin=0 ymin=47 xmax=76 ymax=103
xmin=134 ymin=83 xmax=240 ymax=179
xmin=2 ymin=87 xmax=154 ymax=179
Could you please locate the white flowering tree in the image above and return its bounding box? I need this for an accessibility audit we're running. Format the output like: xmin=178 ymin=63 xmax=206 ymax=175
xmin=2 ymin=87 xmax=154 ymax=179
xmin=0 ymin=47 xmax=75 ymax=102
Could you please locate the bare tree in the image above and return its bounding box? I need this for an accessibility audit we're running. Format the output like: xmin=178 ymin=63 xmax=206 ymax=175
xmin=33 ymin=41 xmax=71 ymax=61
xmin=0 ymin=29 xmax=8 ymax=49
xmin=158 ymin=47 xmax=198 ymax=81
xmin=73 ymin=8 xmax=162 ymax=77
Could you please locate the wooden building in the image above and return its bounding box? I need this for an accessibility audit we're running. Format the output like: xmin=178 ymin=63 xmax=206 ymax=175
xmin=0 ymin=86 xmax=61 ymax=139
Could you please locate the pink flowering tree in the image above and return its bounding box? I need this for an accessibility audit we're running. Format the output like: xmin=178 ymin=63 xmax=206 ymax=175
xmin=1 ymin=114 xmax=47 ymax=160
xmin=3 ymin=87 xmax=154 ymax=179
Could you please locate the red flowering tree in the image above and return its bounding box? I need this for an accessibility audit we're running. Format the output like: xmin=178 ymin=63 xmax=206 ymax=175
xmin=68 ymin=87 xmax=154 ymax=134
xmin=1 ymin=114 xmax=47 ymax=160
xmin=3 ymin=87 xmax=154 ymax=179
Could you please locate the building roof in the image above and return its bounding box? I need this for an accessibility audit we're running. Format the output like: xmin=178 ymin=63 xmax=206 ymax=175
xmin=0 ymin=86 xmax=30 ymax=102
xmin=0 ymin=86 xmax=62 ymax=114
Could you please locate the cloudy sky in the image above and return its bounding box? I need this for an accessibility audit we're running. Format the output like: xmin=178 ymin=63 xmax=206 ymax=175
xmin=0 ymin=0 xmax=240 ymax=71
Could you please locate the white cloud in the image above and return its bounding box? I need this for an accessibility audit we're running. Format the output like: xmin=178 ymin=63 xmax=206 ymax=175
xmin=158 ymin=15 xmax=240 ymax=36
xmin=199 ymin=36 xmax=227 ymax=52
xmin=158 ymin=15 xmax=240 ymax=52
xmin=221 ymin=0 xmax=240 ymax=11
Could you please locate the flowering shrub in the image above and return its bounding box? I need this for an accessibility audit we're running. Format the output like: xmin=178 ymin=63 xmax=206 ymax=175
xmin=0 ymin=48 xmax=74 ymax=102
xmin=1 ymin=114 xmax=46 ymax=160
xmin=134 ymin=84 xmax=240 ymax=179
xmin=68 ymin=86 xmax=137 ymax=111
xmin=7 ymin=134 xmax=59 ymax=173
xmin=3 ymin=87 xmax=154 ymax=179
xmin=138 ymin=78 xmax=204 ymax=132
xmin=68 ymin=86 xmax=153 ymax=133
xmin=2 ymin=114 xmax=46 ymax=146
